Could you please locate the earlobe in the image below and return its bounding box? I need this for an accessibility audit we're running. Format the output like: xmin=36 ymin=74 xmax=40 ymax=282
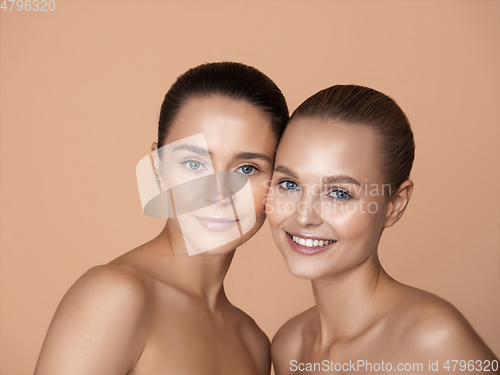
xmin=149 ymin=142 xmax=162 ymax=188
xmin=384 ymin=180 xmax=414 ymax=228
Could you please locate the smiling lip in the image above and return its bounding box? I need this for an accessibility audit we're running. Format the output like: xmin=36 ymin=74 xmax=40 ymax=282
xmin=285 ymin=232 xmax=337 ymax=255
xmin=196 ymin=216 xmax=238 ymax=231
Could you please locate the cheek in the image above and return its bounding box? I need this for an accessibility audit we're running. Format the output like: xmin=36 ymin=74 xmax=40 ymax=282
xmin=335 ymin=213 xmax=370 ymax=241
xmin=324 ymin=200 xmax=384 ymax=243
xmin=264 ymin=187 xmax=278 ymax=222
xmin=232 ymin=177 xmax=271 ymax=240
xmin=249 ymin=176 xmax=271 ymax=212
xmin=265 ymin=188 xmax=291 ymax=229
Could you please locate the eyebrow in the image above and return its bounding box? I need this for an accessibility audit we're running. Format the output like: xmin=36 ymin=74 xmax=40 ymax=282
xmin=274 ymin=166 xmax=361 ymax=186
xmin=173 ymin=144 xmax=212 ymax=157
xmin=273 ymin=165 xmax=299 ymax=179
xmin=173 ymin=145 xmax=271 ymax=162
xmin=323 ymin=175 xmax=361 ymax=185
xmin=235 ymin=152 xmax=272 ymax=163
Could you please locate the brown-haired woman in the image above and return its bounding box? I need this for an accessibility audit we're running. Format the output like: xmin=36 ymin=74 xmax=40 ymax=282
xmin=34 ymin=62 xmax=288 ymax=375
xmin=267 ymin=85 xmax=498 ymax=374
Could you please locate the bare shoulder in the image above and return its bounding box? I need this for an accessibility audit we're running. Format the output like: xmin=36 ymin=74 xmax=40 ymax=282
xmin=271 ymin=307 xmax=316 ymax=373
xmin=57 ymin=263 xmax=150 ymax=317
xmin=231 ymin=307 xmax=272 ymax=375
xmin=35 ymin=264 xmax=150 ymax=374
xmin=391 ymin=285 xmax=498 ymax=361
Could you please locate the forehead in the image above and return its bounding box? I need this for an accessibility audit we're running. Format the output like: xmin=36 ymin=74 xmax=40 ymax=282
xmin=165 ymin=96 xmax=277 ymax=156
xmin=276 ymin=118 xmax=382 ymax=183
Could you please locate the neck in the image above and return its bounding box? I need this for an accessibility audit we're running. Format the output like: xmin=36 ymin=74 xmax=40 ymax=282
xmin=311 ymin=249 xmax=393 ymax=346
xmin=150 ymin=220 xmax=235 ymax=312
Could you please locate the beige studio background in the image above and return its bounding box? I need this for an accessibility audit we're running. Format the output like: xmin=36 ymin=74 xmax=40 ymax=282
xmin=1 ymin=1 xmax=499 ymax=374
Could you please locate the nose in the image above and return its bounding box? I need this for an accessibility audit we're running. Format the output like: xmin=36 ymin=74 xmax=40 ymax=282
xmin=293 ymin=186 xmax=323 ymax=227
xmin=202 ymin=173 xmax=222 ymax=205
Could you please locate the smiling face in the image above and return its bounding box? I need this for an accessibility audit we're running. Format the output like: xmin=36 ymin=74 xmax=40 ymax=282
xmin=155 ymin=95 xmax=277 ymax=255
xmin=266 ymin=117 xmax=394 ymax=279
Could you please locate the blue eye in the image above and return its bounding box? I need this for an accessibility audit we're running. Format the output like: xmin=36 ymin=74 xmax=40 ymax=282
xmin=180 ymin=159 xmax=205 ymax=171
xmin=237 ymin=165 xmax=258 ymax=175
xmin=331 ymin=189 xmax=352 ymax=200
xmin=189 ymin=161 xmax=201 ymax=170
xmin=278 ymin=180 xmax=300 ymax=191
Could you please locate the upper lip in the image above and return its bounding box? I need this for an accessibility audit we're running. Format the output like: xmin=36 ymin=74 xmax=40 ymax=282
xmin=286 ymin=231 xmax=336 ymax=241
xmin=196 ymin=215 xmax=238 ymax=223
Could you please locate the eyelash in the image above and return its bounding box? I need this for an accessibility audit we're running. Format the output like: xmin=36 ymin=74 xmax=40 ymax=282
xmin=235 ymin=162 xmax=262 ymax=176
xmin=179 ymin=159 xmax=262 ymax=176
xmin=276 ymin=179 xmax=300 ymax=191
xmin=276 ymin=179 xmax=353 ymax=201
xmin=328 ymin=188 xmax=353 ymax=201
xmin=179 ymin=158 xmax=207 ymax=172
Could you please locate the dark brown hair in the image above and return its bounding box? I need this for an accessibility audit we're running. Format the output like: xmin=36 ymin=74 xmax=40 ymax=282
xmin=157 ymin=62 xmax=289 ymax=151
xmin=290 ymin=85 xmax=415 ymax=196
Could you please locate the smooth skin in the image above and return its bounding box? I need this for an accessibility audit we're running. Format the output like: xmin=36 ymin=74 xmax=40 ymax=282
xmin=34 ymin=96 xmax=278 ymax=375
xmin=267 ymin=118 xmax=499 ymax=375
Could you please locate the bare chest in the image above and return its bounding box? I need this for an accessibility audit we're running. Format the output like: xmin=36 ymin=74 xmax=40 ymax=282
xmin=128 ymin=298 xmax=262 ymax=375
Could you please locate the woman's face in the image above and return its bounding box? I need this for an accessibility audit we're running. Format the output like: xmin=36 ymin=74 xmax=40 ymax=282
xmin=266 ymin=118 xmax=392 ymax=279
xmin=156 ymin=95 xmax=277 ymax=255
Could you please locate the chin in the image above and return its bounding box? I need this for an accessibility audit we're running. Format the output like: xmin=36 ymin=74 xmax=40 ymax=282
xmin=283 ymin=256 xmax=326 ymax=280
xmin=195 ymin=218 xmax=265 ymax=256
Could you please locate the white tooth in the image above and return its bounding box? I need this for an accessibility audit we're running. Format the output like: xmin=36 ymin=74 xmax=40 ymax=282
xmin=305 ymin=239 xmax=313 ymax=247
xmin=293 ymin=236 xmax=298 ymax=242
xmin=299 ymin=238 xmax=306 ymax=246
xmin=313 ymin=240 xmax=319 ymax=247
xmin=319 ymin=240 xmax=324 ymax=246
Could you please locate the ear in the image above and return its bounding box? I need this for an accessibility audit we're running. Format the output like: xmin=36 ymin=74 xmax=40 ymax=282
xmin=149 ymin=142 xmax=161 ymax=183
xmin=384 ymin=180 xmax=414 ymax=228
